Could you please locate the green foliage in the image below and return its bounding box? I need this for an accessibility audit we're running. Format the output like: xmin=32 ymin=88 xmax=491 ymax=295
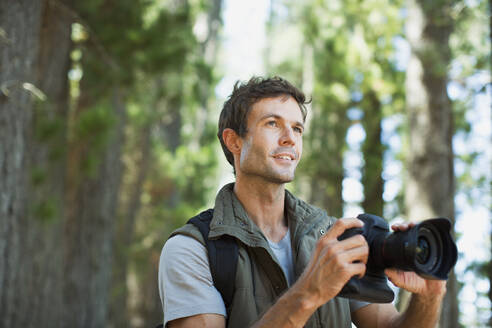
xmin=139 ymin=9 xmax=196 ymax=75
xmin=34 ymin=109 xmax=64 ymax=143
xmin=74 ymin=102 xmax=116 ymax=176
xmin=31 ymin=197 xmax=58 ymax=223
xmin=152 ymin=142 xmax=218 ymax=211
xmin=73 ymin=0 xmax=196 ymax=97
xmin=31 ymin=166 xmax=47 ymax=186
xmin=75 ymin=104 xmax=115 ymax=141
xmin=33 ymin=100 xmax=67 ymax=161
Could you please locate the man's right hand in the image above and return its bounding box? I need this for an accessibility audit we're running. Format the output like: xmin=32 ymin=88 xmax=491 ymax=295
xmin=250 ymin=218 xmax=370 ymax=328
xmin=293 ymin=218 xmax=369 ymax=309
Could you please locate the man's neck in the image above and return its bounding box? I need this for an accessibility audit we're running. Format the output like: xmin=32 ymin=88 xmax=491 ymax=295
xmin=233 ymin=176 xmax=288 ymax=243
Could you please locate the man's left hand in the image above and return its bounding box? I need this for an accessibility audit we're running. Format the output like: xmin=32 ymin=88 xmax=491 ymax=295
xmin=385 ymin=268 xmax=446 ymax=297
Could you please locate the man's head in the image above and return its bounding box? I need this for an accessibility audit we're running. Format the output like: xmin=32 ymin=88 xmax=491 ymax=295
xmin=218 ymin=76 xmax=309 ymax=176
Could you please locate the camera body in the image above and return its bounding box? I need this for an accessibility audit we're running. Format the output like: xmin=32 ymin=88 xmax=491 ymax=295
xmin=337 ymin=213 xmax=457 ymax=303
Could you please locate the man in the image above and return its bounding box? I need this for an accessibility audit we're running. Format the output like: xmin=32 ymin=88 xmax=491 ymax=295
xmin=159 ymin=76 xmax=446 ymax=327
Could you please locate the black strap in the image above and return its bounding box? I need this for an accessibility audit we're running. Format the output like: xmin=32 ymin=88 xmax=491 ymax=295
xmin=187 ymin=209 xmax=238 ymax=318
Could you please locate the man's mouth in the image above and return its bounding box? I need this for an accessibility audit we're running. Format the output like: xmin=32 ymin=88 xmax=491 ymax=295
xmin=273 ymin=153 xmax=295 ymax=161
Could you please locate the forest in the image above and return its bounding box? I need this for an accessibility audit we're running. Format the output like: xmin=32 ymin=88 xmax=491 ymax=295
xmin=0 ymin=0 xmax=490 ymax=327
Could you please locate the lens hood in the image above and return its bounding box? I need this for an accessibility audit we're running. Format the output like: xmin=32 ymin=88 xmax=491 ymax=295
xmin=411 ymin=218 xmax=458 ymax=279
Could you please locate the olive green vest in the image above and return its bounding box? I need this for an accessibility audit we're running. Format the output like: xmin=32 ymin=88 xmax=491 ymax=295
xmin=170 ymin=183 xmax=352 ymax=328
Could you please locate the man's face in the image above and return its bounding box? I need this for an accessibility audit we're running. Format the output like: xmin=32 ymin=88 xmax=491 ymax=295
xmin=236 ymin=96 xmax=304 ymax=184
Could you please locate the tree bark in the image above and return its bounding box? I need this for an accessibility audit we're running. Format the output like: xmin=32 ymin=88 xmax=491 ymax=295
xmin=404 ymin=0 xmax=458 ymax=326
xmin=193 ymin=0 xmax=223 ymax=148
xmin=489 ymin=2 xmax=492 ymax=326
xmin=64 ymin=87 xmax=126 ymax=328
xmin=202 ymin=0 xmax=223 ymax=64
xmin=0 ymin=1 xmax=41 ymax=325
xmin=361 ymin=90 xmax=384 ymax=217
xmin=110 ymin=123 xmax=151 ymax=327
xmin=307 ymin=104 xmax=348 ymax=218
xmin=161 ymin=79 xmax=182 ymax=154
xmin=23 ymin=1 xmax=72 ymax=326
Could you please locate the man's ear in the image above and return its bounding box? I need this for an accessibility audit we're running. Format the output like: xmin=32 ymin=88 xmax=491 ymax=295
xmin=222 ymin=128 xmax=242 ymax=155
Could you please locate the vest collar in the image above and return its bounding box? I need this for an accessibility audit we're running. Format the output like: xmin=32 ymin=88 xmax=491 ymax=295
xmin=208 ymin=183 xmax=326 ymax=247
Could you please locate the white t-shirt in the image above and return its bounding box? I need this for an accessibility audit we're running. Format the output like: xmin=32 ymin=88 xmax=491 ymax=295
xmin=159 ymin=232 xmax=369 ymax=326
xmin=268 ymin=228 xmax=295 ymax=286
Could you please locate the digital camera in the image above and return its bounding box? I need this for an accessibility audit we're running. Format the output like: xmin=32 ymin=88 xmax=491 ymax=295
xmin=337 ymin=213 xmax=458 ymax=303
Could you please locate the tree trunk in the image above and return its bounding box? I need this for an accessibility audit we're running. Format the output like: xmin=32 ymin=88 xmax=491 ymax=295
xmin=404 ymin=0 xmax=458 ymax=326
xmin=308 ymin=105 xmax=348 ymax=218
xmin=489 ymin=2 xmax=492 ymax=326
xmin=202 ymin=0 xmax=223 ymax=64
xmin=161 ymin=81 xmax=182 ymax=154
xmin=64 ymin=87 xmax=126 ymax=327
xmin=193 ymin=0 xmax=223 ymax=148
xmin=361 ymin=90 xmax=384 ymax=217
xmin=110 ymin=124 xmax=151 ymax=327
xmin=139 ymin=250 xmax=164 ymax=328
xmin=0 ymin=1 xmax=48 ymax=326
xmin=23 ymin=1 xmax=72 ymax=326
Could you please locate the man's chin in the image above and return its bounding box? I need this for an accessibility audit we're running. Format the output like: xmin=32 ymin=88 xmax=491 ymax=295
xmin=241 ymin=166 xmax=296 ymax=184
xmin=265 ymin=172 xmax=295 ymax=184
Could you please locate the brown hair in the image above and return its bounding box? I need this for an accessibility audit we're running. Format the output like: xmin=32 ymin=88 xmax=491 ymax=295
xmin=217 ymin=76 xmax=309 ymax=169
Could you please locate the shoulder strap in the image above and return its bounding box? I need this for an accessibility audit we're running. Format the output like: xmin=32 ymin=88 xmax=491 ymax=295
xmin=188 ymin=209 xmax=238 ymax=316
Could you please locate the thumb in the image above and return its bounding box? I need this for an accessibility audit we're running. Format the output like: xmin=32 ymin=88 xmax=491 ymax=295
xmin=385 ymin=269 xmax=400 ymax=283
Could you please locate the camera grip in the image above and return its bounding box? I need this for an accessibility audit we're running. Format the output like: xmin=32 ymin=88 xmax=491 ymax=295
xmin=338 ymin=274 xmax=394 ymax=303
xmin=336 ymin=220 xmax=394 ymax=303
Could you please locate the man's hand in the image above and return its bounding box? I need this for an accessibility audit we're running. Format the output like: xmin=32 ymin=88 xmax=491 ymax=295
xmin=385 ymin=222 xmax=446 ymax=299
xmin=385 ymin=269 xmax=446 ymax=297
xmin=295 ymin=218 xmax=369 ymax=308
xmin=252 ymin=218 xmax=369 ymax=328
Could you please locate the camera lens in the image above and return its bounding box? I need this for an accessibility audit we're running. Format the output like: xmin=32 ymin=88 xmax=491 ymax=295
xmin=416 ymin=236 xmax=430 ymax=264
xmin=377 ymin=217 xmax=456 ymax=279
xmin=415 ymin=226 xmax=439 ymax=272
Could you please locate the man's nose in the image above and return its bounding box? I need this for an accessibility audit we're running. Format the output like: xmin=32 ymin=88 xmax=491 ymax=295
xmin=279 ymin=127 xmax=295 ymax=146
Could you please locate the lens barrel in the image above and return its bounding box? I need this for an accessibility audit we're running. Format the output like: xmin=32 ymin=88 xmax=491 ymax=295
xmin=354 ymin=214 xmax=458 ymax=279
xmin=382 ymin=218 xmax=457 ymax=279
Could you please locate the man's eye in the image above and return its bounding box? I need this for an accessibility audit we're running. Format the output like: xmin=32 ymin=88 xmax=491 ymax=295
xmin=294 ymin=127 xmax=303 ymax=134
xmin=267 ymin=121 xmax=277 ymax=127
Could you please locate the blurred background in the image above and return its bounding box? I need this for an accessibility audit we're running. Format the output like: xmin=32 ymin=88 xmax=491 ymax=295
xmin=0 ymin=0 xmax=490 ymax=327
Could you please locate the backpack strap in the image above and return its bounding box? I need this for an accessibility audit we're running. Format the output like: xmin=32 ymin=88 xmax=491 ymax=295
xmin=187 ymin=209 xmax=238 ymax=318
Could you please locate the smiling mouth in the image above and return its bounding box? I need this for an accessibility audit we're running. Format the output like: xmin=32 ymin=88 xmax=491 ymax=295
xmin=273 ymin=153 xmax=295 ymax=161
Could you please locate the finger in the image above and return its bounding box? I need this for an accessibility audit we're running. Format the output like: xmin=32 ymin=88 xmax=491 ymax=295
xmin=342 ymin=243 xmax=369 ymax=265
xmin=384 ymin=268 xmax=399 ymax=278
xmin=391 ymin=222 xmax=418 ymax=231
xmin=337 ymin=234 xmax=368 ymax=253
xmin=324 ymin=218 xmax=364 ymax=239
xmin=348 ymin=262 xmax=367 ymax=279
xmin=316 ymin=233 xmax=367 ymax=273
xmin=390 ymin=223 xmax=405 ymax=231
xmin=324 ymin=250 xmax=368 ymax=279
xmin=385 ymin=269 xmax=402 ymax=285
xmin=320 ymin=240 xmax=369 ymax=268
xmin=392 ymin=223 xmax=409 ymax=231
